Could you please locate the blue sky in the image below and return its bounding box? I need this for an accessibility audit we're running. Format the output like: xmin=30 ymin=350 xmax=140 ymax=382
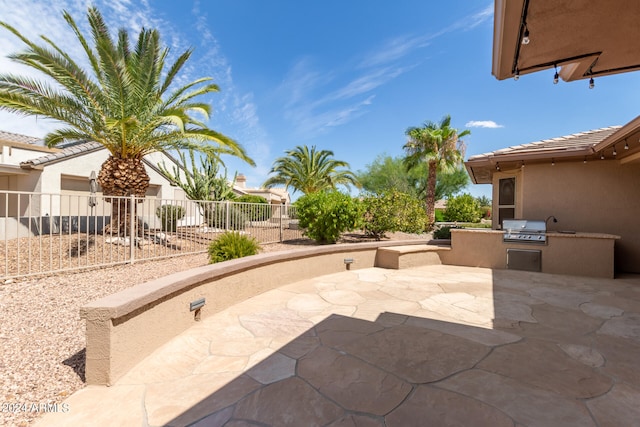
xmin=1 ymin=0 xmax=640 ymax=199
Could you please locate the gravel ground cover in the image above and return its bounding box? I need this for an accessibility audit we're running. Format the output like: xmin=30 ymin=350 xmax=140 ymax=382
xmin=0 ymin=227 xmax=305 ymax=279
xmin=0 ymin=232 xmax=427 ymax=426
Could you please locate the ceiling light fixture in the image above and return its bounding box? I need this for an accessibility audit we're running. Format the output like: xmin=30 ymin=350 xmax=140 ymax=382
xmin=600 ymin=152 xmax=605 ymax=160
xmin=551 ymin=159 xmax=555 ymax=166
xmin=613 ymin=145 xmax=617 ymax=156
xmin=521 ymin=24 xmax=530 ymax=45
xmin=583 ymin=156 xmax=587 ymax=164
xmin=553 ymin=65 xmax=559 ymax=84
xmin=514 ymin=68 xmax=520 ymax=81
xmin=521 ymin=160 xmax=525 ymax=168
xmin=589 ymin=77 xmax=595 ymax=89
xmin=625 ymin=139 xmax=630 ymax=150
xmin=496 ymin=163 xmax=500 ymax=171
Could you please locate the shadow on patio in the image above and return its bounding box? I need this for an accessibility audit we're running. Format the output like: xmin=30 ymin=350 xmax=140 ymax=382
xmin=39 ymin=266 xmax=640 ymax=426
xmin=160 ymin=268 xmax=640 ymax=426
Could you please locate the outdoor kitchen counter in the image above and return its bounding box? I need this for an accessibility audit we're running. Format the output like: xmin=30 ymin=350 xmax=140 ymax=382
xmin=442 ymin=229 xmax=619 ymax=278
xmin=546 ymin=231 xmax=621 ymax=239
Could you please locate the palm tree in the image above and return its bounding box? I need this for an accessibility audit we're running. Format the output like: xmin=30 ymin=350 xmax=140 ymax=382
xmin=0 ymin=7 xmax=254 ymax=234
xmin=263 ymin=145 xmax=360 ymax=194
xmin=403 ymin=115 xmax=470 ymax=227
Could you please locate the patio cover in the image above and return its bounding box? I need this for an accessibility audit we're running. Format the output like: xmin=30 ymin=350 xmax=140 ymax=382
xmin=492 ymin=0 xmax=640 ymax=82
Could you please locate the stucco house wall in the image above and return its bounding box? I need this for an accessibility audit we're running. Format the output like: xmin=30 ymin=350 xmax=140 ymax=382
xmin=468 ymin=123 xmax=640 ymax=274
xmin=511 ymin=160 xmax=640 ymax=273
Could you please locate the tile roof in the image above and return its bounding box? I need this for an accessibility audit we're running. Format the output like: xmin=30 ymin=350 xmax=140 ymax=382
xmin=21 ymin=140 xmax=103 ymax=167
xmin=468 ymin=126 xmax=622 ymax=161
xmin=0 ymin=130 xmax=42 ymax=145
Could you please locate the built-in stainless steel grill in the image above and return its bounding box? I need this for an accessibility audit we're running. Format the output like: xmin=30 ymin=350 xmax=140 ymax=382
xmin=503 ymin=219 xmax=547 ymax=244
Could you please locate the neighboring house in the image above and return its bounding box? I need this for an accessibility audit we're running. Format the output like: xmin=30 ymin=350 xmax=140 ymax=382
xmin=465 ymin=117 xmax=640 ymax=273
xmin=0 ymin=130 xmax=293 ymax=236
xmin=0 ymin=130 xmax=189 ymax=235
xmin=233 ymin=174 xmax=290 ymax=205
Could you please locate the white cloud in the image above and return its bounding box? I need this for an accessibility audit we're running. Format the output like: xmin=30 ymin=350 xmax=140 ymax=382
xmin=279 ymin=5 xmax=493 ymax=137
xmin=359 ymin=34 xmax=431 ymax=68
xmin=465 ymin=120 xmax=504 ymax=129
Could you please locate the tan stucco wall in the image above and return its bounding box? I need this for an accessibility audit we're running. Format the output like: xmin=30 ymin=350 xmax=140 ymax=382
xmin=81 ymin=240 xmax=429 ymax=385
xmin=444 ymin=229 xmax=618 ymax=278
xmin=491 ymin=160 xmax=640 ymax=273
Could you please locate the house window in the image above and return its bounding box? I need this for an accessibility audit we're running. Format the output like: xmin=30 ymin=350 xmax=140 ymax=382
xmin=498 ymin=177 xmax=515 ymax=227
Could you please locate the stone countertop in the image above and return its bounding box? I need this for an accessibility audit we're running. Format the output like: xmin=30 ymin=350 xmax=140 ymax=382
xmin=545 ymin=231 xmax=620 ymax=240
xmin=451 ymin=228 xmax=620 ymax=240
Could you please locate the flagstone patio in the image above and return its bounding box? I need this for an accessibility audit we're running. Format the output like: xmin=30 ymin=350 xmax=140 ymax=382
xmin=37 ymin=265 xmax=640 ymax=426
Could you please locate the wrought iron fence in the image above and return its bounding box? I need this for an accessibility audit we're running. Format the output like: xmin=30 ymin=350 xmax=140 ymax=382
xmin=0 ymin=191 xmax=302 ymax=279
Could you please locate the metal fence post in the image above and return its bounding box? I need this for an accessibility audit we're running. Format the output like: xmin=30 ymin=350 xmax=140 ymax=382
xmin=129 ymin=195 xmax=135 ymax=264
xmin=225 ymin=200 xmax=230 ymax=231
xmin=279 ymin=202 xmax=284 ymax=243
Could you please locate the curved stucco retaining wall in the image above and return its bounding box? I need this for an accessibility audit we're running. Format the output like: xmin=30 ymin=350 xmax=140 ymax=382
xmin=81 ymin=239 xmax=430 ymax=385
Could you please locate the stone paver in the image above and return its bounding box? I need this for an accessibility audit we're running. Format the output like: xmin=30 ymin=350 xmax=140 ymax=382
xmin=36 ymin=265 xmax=640 ymax=426
xmin=385 ymin=385 xmax=515 ymax=427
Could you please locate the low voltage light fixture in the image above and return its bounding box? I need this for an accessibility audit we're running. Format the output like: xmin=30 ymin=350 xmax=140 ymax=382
xmin=553 ymin=65 xmax=559 ymax=84
xmin=625 ymin=139 xmax=630 ymax=150
xmin=514 ymin=68 xmax=520 ymax=81
xmin=551 ymin=159 xmax=555 ymax=166
xmin=600 ymin=152 xmax=605 ymax=160
xmin=496 ymin=163 xmax=500 ymax=171
xmin=589 ymin=77 xmax=595 ymax=89
xmin=344 ymin=258 xmax=354 ymax=270
xmin=613 ymin=145 xmax=617 ymax=156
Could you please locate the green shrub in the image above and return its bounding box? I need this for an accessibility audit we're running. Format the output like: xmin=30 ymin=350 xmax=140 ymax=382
xmin=295 ymin=191 xmax=363 ymax=244
xmin=202 ymin=203 xmax=247 ymax=230
xmin=236 ymin=194 xmax=267 ymax=204
xmin=434 ymin=209 xmax=445 ymax=222
xmin=433 ymin=225 xmax=461 ymax=239
xmin=208 ymin=231 xmax=260 ymax=263
xmin=362 ymin=191 xmax=427 ymax=240
xmin=236 ymin=195 xmax=270 ymax=221
xmin=443 ymin=193 xmax=482 ymax=223
xmin=156 ymin=204 xmax=185 ymax=232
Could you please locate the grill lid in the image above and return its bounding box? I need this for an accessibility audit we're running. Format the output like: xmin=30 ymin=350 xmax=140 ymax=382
xmin=503 ymin=219 xmax=547 ymax=244
xmin=503 ymin=219 xmax=546 ymax=233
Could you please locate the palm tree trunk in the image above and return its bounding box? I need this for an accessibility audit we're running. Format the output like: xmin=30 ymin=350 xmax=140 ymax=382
xmin=426 ymin=160 xmax=437 ymax=228
xmin=105 ymin=197 xmax=142 ymax=237
xmin=98 ymin=156 xmax=150 ymax=237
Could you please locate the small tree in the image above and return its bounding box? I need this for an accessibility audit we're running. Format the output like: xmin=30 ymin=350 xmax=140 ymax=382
xmin=236 ymin=195 xmax=270 ymax=221
xmin=443 ymin=193 xmax=482 ymax=223
xmin=295 ymin=191 xmax=363 ymax=244
xmin=361 ymin=191 xmax=427 ymax=240
xmin=158 ymin=149 xmax=240 ymax=227
xmin=156 ymin=205 xmax=186 ymax=232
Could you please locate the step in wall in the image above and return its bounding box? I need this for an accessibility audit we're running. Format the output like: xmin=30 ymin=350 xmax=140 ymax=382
xmin=376 ymin=245 xmax=451 ymax=269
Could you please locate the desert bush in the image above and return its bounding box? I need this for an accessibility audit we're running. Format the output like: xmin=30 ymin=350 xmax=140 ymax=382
xmin=433 ymin=225 xmax=461 ymax=239
xmin=295 ymin=191 xmax=363 ymax=244
xmin=156 ymin=204 xmax=185 ymax=232
xmin=208 ymin=231 xmax=260 ymax=263
xmin=443 ymin=193 xmax=482 ymax=223
xmin=203 ymin=203 xmax=247 ymax=230
xmin=362 ymin=191 xmax=427 ymax=240
xmin=236 ymin=195 xmax=270 ymax=221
